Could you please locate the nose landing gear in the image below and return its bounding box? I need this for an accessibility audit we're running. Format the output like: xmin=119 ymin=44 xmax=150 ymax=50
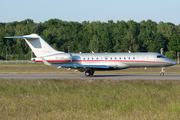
xmin=160 ymin=67 xmax=165 ymax=76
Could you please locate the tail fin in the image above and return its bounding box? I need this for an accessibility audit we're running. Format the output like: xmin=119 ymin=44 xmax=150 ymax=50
xmin=5 ymin=34 xmax=64 ymax=57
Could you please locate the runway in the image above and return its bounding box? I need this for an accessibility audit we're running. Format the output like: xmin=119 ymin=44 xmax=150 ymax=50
xmin=0 ymin=74 xmax=180 ymax=80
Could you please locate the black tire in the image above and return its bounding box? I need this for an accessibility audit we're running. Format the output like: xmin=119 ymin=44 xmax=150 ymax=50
xmin=160 ymin=73 xmax=164 ymax=76
xmin=85 ymin=70 xmax=91 ymax=76
xmin=91 ymin=71 xmax=95 ymax=76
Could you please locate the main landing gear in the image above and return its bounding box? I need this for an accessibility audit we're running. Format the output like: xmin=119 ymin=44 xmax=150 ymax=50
xmin=160 ymin=67 xmax=165 ymax=76
xmin=85 ymin=70 xmax=95 ymax=76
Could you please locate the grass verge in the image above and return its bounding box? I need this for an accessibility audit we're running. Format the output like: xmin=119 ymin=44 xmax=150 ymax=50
xmin=0 ymin=79 xmax=180 ymax=119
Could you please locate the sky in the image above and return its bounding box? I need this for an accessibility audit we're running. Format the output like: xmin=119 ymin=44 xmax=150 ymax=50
xmin=0 ymin=0 xmax=180 ymax=25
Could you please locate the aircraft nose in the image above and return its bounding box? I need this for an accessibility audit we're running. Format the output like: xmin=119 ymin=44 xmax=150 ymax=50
xmin=172 ymin=61 xmax=177 ymax=65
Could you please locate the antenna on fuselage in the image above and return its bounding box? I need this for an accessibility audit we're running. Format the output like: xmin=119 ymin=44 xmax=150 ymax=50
xmin=160 ymin=48 xmax=163 ymax=54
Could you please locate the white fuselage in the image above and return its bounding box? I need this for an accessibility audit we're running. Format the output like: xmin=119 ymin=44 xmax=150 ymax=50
xmin=33 ymin=52 xmax=176 ymax=71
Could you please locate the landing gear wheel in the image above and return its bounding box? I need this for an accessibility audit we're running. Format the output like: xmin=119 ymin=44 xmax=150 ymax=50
xmin=85 ymin=70 xmax=91 ymax=76
xmin=160 ymin=73 xmax=164 ymax=76
xmin=160 ymin=67 xmax=165 ymax=76
xmin=85 ymin=70 xmax=95 ymax=76
xmin=90 ymin=71 xmax=95 ymax=76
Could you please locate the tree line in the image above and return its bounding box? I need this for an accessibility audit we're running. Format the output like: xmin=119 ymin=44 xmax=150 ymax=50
xmin=0 ymin=19 xmax=180 ymax=60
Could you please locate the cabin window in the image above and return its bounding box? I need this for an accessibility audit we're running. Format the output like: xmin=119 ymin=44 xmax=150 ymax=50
xmin=133 ymin=57 xmax=135 ymax=60
xmin=128 ymin=57 xmax=130 ymax=60
xmin=88 ymin=58 xmax=89 ymax=60
xmin=97 ymin=57 xmax=98 ymax=60
xmin=115 ymin=57 xmax=117 ymax=60
xmin=92 ymin=58 xmax=94 ymax=60
xmin=124 ymin=57 xmax=126 ymax=60
xmin=83 ymin=58 xmax=85 ymax=60
xmin=157 ymin=55 xmax=165 ymax=58
xmin=119 ymin=57 xmax=121 ymax=60
xmin=105 ymin=58 xmax=107 ymax=60
xmin=110 ymin=57 xmax=112 ymax=60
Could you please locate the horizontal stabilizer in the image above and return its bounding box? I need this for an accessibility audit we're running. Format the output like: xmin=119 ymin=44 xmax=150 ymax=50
xmin=54 ymin=64 xmax=109 ymax=69
xmin=4 ymin=36 xmax=39 ymax=39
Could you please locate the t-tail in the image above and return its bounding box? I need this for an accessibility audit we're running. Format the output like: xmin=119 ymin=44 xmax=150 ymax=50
xmin=5 ymin=34 xmax=64 ymax=57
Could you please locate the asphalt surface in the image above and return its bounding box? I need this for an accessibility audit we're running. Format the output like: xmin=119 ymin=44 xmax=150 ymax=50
xmin=0 ymin=74 xmax=180 ymax=80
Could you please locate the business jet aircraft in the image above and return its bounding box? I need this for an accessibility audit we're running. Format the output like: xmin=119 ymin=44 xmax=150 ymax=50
xmin=5 ymin=34 xmax=176 ymax=76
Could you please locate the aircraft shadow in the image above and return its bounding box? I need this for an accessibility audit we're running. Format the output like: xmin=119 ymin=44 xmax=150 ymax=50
xmin=91 ymin=74 xmax=138 ymax=77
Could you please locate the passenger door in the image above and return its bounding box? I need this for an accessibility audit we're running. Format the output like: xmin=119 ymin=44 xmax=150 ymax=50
xmin=105 ymin=56 xmax=108 ymax=62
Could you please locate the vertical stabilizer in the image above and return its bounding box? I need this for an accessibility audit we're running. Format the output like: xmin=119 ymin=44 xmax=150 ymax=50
xmin=5 ymin=34 xmax=64 ymax=57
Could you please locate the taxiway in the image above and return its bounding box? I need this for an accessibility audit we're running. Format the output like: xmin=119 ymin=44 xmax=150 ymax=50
xmin=0 ymin=74 xmax=180 ymax=80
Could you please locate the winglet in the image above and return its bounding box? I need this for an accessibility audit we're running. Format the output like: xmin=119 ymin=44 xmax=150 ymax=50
xmin=40 ymin=57 xmax=51 ymax=65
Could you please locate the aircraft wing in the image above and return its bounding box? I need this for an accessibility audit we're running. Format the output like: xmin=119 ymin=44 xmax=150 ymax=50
xmin=40 ymin=57 xmax=109 ymax=69
xmin=54 ymin=64 xmax=109 ymax=69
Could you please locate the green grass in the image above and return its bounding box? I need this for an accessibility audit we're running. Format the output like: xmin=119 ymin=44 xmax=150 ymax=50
xmin=0 ymin=79 xmax=180 ymax=119
xmin=0 ymin=63 xmax=180 ymax=74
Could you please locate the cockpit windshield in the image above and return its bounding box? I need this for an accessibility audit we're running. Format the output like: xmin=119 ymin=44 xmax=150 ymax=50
xmin=157 ymin=55 xmax=165 ymax=58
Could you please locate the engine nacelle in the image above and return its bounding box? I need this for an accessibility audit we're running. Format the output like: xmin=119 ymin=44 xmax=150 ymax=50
xmin=32 ymin=53 xmax=72 ymax=63
xmin=49 ymin=53 xmax=72 ymax=62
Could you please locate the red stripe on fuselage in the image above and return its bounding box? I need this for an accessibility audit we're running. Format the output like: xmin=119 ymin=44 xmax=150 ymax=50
xmin=108 ymin=60 xmax=171 ymax=64
xmin=35 ymin=60 xmax=71 ymax=62
xmin=35 ymin=60 xmax=172 ymax=64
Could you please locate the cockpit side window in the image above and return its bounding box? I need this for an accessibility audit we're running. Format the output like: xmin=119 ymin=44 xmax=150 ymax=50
xmin=157 ymin=55 xmax=165 ymax=58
